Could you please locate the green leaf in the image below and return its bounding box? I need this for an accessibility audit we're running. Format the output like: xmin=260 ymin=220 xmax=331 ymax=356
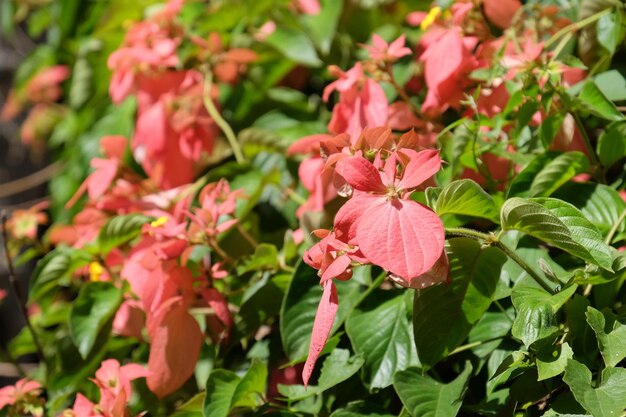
xmin=528 ymin=152 xmax=589 ymax=198
xmin=301 ymin=0 xmax=343 ymax=55
xmin=280 ymin=262 xmax=362 ymax=361
xmin=330 ymin=401 xmax=395 ymax=417
xmin=170 ymin=392 xmax=205 ymax=417
xmin=68 ymin=281 xmax=123 ymax=359
xmin=434 ymin=179 xmax=499 ymax=222
xmin=393 ymin=362 xmax=473 ymax=417
xmin=413 ymin=238 xmax=506 ymax=367
xmin=536 ymin=342 xmax=574 ymax=381
xmin=596 ymin=10 xmax=622 ymax=55
xmin=597 ymin=121 xmax=626 ymax=168
xmin=585 ymin=307 xmax=626 ymax=367
xmin=278 ymin=349 xmax=364 ymax=400
xmin=577 ymin=81 xmax=624 ymax=121
xmin=204 ymin=370 xmax=240 ymax=417
xmin=553 ymin=183 xmax=626 ymax=237
xmin=594 ymin=70 xmax=626 ymax=101
xmin=239 ymin=243 xmax=280 ymax=273
xmin=265 ymin=27 xmax=322 ymax=67
xmin=29 ymin=247 xmax=90 ymax=300
xmin=97 ymin=213 xmax=151 ymax=254
xmin=346 ymin=290 xmax=418 ymax=389
xmin=501 ymin=197 xmax=613 ymax=270
xmin=563 ymin=360 xmax=626 ymax=417
xmin=204 ymin=362 xmax=267 ymax=417
xmin=511 ymin=282 xmax=577 ymax=347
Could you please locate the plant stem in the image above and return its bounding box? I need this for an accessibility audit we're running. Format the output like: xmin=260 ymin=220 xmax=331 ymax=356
xmin=605 ymin=207 xmax=626 ymax=245
xmin=202 ymin=70 xmax=246 ymax=164
xmin=445 ymin=227 xmax=556 ymax=294
xmin=1 ymin=211 xmax=46 ymax=364
xmin=236 ymin=223 xmax=258 ymax=248
xmin=385 ymin=62 xmax=424 ymax=118
xmin=448 ymin=335 xmax=506 ymax=356
xmin=545 ymin=7 xmax=612 ymax=49
xmin=572 ymin=112 xmax=605 ymax=183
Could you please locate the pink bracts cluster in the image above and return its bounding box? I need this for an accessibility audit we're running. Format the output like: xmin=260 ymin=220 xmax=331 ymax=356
xmin=298 ymin=127 xmax=448 ymax=385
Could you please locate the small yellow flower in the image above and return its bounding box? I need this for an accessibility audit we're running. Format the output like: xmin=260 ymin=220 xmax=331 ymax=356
xmin=150 ymin=216 xmax=168 ymax=228
xmin=421 ymin=6 xmax=442 ymax=31
xmin=89 ymin=262 xmax=104 ymax=282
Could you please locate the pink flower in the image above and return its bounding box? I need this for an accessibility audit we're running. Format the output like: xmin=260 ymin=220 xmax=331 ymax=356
xmin=25 ymin=65 xmax=70 ymax=103
xmin=363 ymin=34 xmax=412 ymax=62
xmin=294 ymin=0 xmax=320 ymax=15
xmin=93 ymin=359 xmax=149 ymax=416
xmin=0 ymin=378 xmax=42 ymax=410
xmin=324 ymin=63 xmax=389 ymax=139
xmin=334 ymin=152 xmax=445 ymax=279
xmin=482 ymin=0 xmax=521 ymax=29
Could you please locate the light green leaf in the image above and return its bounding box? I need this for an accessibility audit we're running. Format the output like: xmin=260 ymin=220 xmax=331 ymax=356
xmin=529 ymin=152 xmax=589 ymax=198
xmin=280 ymin=262 xmax=362 ymax=361
xmin=536 ymin=342 xmax=574 ymax=381
xmin=597 ymin=121 xmax=626 ymax=168
xmin=563 ymin=360 xmax=626 ymax=417
xmin=434 ymin=179 xmax=499 ymax=222
xmin=97 ymin=213 xmax=151 ymax=255
xmin=585 ymin=307 xmax=626 ymax=367
xmin=265 ymin=27 xmax=322 ymax=67
xmin=501 ymin=197 xmax=613 ymax=270
xmin=511 ymin=282 xmax=577 ymax=347
xmin=413 ymin=238 xmax=506 ymax=367
xmin=393 ymin=362 xmax=473 ymax=417
xmin=577 ymin=81 xmax=624 ymax=121
xmin=594 ymin=70 xmax=626 ymax=101
xmin=69 ymin=281 xmax=123 ymax=358
xmin=204 ymin=362 xmax=267 ymax=417
xmin=204 ymin=370 xmax=240 ymax=417
xmin=346 ymin=290 xmax=418 ymax=389
xmin=596 ymin=10 xmax=622 ymax=55
xmin=301 ymin=0 xmax=343 ymax=54
xmin=169 ymin=392 xmax=205 ymax=417
xmin=278 ymin=349 xmax=364 ymax=400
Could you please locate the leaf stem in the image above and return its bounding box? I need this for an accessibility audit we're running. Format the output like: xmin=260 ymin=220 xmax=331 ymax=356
xmin=1 ymin=211 xmax=46 ymax=364
xmin=445 ymin=227 xmax=556 ymax=294
xmin=449 ymin=335 xmax=507 ymax=356
xmin=605 ymin=207 xmax=626 ymax=245
xmin=202 ymin=69 xmax=246 ymax=164
xmin=544 ymin=7 xmax=612 ymax=49
xmin=571 ymin=112 xmax=605 ymax=183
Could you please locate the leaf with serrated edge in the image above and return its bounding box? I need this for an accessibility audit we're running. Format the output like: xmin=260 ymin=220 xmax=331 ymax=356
xmin=394 ymin=362 xmax=473 ymax=417
xmin=501 ymin=197 xmax=613 ymax=270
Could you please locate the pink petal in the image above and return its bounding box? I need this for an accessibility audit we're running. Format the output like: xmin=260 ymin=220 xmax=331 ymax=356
xmin=398 ymin=149 xmax=441 ymax=190
xmin=356 ymin=198 xmax=444 ymax=280
xmin=388 ymin=249 xmax=449 ymax=289
xmin=146 ymin=297 xmax=203 ymax=398
xmin=483 ymin=0 xmax=521 ymax=29
xmin=333 ymin=193 xmax=376 ymax=243
xmin=342 ymin=156 xmax=386 ymax=193
xmin=320 ymin=254 xmax=352 ymax=282
xmin=303 ymin=280 xmax=339 ymax=387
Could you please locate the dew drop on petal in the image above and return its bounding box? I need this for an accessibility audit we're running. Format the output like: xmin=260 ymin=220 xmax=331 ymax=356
xmin=134 ymin=145 xmax=146 ymax=163
xmin=337 ymin=183 xmax=353 ymax=198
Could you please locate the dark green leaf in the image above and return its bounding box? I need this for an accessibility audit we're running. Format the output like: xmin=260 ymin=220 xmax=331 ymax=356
xmin=413 ymin=238 xmax=505 ymax=366
xmin=501 ymin=197 xmax=613 ymax=270
xmin=528 ymin=152 xmax=588 ymax=197
xmin=281 ymin=262 xmax=362 ymax=361
xmin=278 ymin=349 xmax=364 ymax=400
xmin=577 ymin=81 xmax=624 ymax=121
xmin=346 ymin=290 xmax=418 ymax=389
xmin=597 ymin=121 xmax=626 ymax=168
xmin=98 ymin=213 xmax=151 ymax=254
xmin=393 ymin=362 xmax=473 ymax=417
xmin=330 ymin=401 xmax=395 ymax=417
xmin=585 ymin=307 xmax=626 ymax=367
xmin=68 ymin=281 xmax=123 ymax=358
xmin=536 ymin=342 xmax=574 ymax=381
xmin=563 ymin=360 xmax=626 ymax=417
xmin=511 ymin=282 xmax=577 ymax=347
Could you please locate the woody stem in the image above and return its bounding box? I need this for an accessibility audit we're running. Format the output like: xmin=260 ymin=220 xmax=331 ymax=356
xmin=1 ymin=211 xmax=47 ymax=364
